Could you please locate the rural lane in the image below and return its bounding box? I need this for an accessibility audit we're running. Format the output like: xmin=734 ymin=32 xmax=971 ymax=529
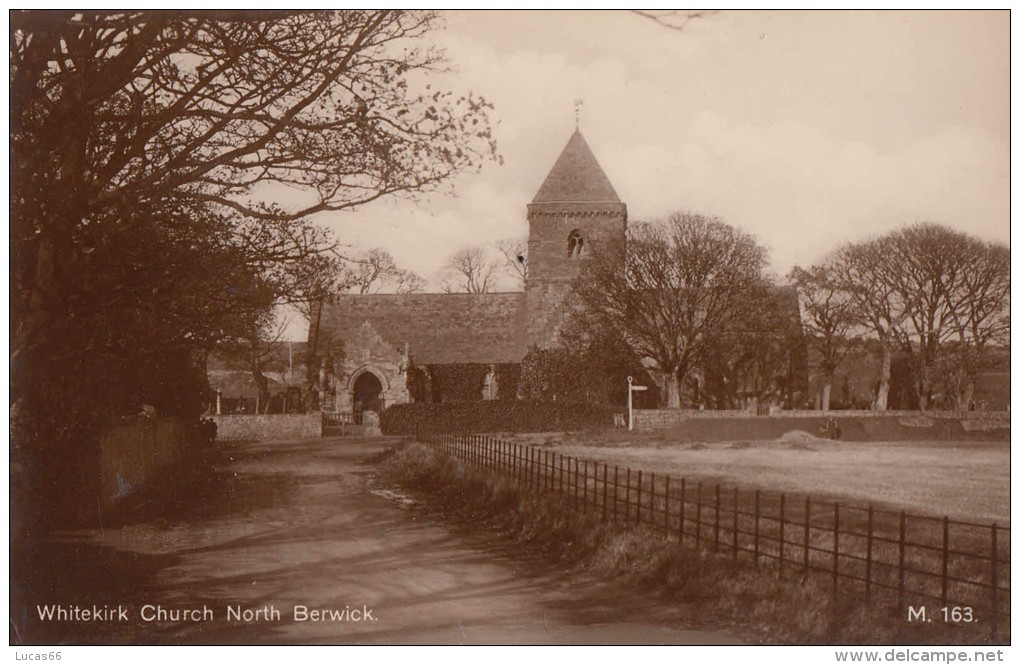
xmin=15 ymin=437 xmax=740 ymax=645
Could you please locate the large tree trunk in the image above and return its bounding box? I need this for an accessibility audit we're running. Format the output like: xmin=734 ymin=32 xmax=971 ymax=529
xmin=821 ymin=381 xmax=832 ymax=412
xmin=961 ymin=380 xmax=976 ymax=412
xmin=664 ymin=372 xmax=681 ymax=409
xmin=873 ymin=345 xmax=891 ymax=411
xmin=252 ymin=367 xmax=270 ymax=414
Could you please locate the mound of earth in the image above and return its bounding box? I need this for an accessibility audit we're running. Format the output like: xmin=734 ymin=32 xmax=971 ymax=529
xmin=777 ymin=429 xmax=824 ymax=443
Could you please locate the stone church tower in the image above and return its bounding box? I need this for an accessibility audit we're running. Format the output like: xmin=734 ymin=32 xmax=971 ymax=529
xmin=525 ymin=130 xmax=628 ymax=348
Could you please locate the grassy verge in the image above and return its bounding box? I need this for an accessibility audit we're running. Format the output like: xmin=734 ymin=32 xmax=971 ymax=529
xmin=382 ymin=440 xmax=1005 ymax=646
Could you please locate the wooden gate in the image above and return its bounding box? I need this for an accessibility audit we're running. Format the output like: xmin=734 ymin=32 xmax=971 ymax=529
xmin=321 ymin=412 xmax=366 ymax=437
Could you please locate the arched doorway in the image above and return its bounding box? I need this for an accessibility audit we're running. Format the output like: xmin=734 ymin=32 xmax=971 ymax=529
xmin=352 ymin=371 xmax=384 ymax=414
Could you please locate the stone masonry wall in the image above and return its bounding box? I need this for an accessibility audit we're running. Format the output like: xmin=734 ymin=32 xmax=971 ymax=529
xmin=212 ymin=413 xmax=321 ymax=441
xmin=525 ymin=203 xmax=626 ymax=349
xmin=632 ymin=409 xmax=1009 ymax=442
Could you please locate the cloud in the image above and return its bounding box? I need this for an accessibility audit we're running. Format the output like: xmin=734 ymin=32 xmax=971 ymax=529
xmin=311 ymin=10 xmax=1007 ymax=289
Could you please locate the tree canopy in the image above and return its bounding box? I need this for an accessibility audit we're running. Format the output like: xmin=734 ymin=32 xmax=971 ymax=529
xmin=10 ymin=10 xmax=497 ymax=528
xmin=570 ymin=212 xmax=773 ymax=408
xmin=823 ymin=223 xmax=1009 ymax=410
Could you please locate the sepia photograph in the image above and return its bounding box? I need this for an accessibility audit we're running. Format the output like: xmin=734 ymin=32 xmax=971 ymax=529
xmin=8 ymin=7 xmax=1011 ymax=657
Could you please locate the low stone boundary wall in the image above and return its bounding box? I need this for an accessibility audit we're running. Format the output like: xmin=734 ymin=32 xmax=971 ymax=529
xmin=99 ymin=417 xmax=194 ymax=509
xmin=211 ymin=413 xmax=321 ymax=441
xmin=632 ymin=409 xmax=1009 ymax=442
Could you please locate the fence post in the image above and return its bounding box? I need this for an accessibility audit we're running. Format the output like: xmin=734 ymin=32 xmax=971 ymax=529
xmin=649 ymin=473 xmax=655 ymax=529
xmin=696 ymin=482 xmax=702 ymax=549
xmin=714 ymin=484 xmax=721 ymax=553
xmin=866 ymin=506 xmax=874 ymax=599
xmin=733 ymin=487 xmax=739 ymax=559
xmin=940 ymin=516 xmax=949 ymax=604
xmin=582 ymin=461 xmax=588 ymax=514
xmin=602 ymin=463 xmax=609 ymax=522
xmin=898 ymin=511 xmax=906 ymax=610
xmin=535 ymin=449 xmax=540 ymax=489
xmin=613 ymin=466 xmax=620 ymax=522
xmin=833 ymin=502 xmax=840 ymax=595
xmin=543 ymin=451 xmax=549 ymax=491
xmin=779 ymin=494 xmax=786 ymax=569
xmin=664 ymin=476 xmax=671 ymax=539
xmin=625 ymin=468 xmax=631 ymax=526
xmin=804 ymin=496 xmax=811 ymax=574
xmin=636 ymin=471 xmax=642 ymax=526
xmin=574 ymin=458 xmax=579 ymax=510
xmin=990 ymin=523 xmax=999 ymax=636
xmin=754 ymin=490 xmax=761 ymax=566
xmin=679 ymin=478 xmax=686 ymax=544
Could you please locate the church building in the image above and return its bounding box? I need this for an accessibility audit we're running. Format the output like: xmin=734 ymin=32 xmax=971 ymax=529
xmin=308 ymin=129 xmax=627 ymax=414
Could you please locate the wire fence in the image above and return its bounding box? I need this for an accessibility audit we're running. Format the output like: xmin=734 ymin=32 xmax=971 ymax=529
xmin=417 ymin=431 xmax=1010 ymax=635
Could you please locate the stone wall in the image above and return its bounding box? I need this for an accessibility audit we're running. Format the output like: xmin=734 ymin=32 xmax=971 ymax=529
xmin=98 ymin=417 xmax=194 ymax=509
xmin=631 ymin=409 xmax=1009 ymax=442
xmin=212 ymin=413 xmax=321 ymax=441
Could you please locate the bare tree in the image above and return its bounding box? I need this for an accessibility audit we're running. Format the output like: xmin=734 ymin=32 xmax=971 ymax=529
xmin=572 ymin=212 xmax=772 ymax=409
xmin=830 ymin=239 xmax=905 ymax=411
xmin=222 ymin=312 xmax=290 ymax=413
xmin=832 ymin=223 xmax=1009 ymax=411
xmin=12 ymin=10 xmax=496 ymax=377
xmin=496 ymin=237 xmax=528 ymax=289
xmin=440 ymin=247 xmax=497 ymax=294
xmin=943 ymin=238 xmax=1010 ymax=408
xmin=882 ymin=224 xmax=969 ymax=410
xmin=789 ymin=263 xmax=863 ymax=411
xmin=632 ymin=10 xmax=719 ymax=31
xmin=346 ymin=248 xmax=426 ymax=295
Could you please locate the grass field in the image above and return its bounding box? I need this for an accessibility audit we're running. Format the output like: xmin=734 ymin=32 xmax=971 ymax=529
xmin=500 ymin=430 xmax=1010 ymax=525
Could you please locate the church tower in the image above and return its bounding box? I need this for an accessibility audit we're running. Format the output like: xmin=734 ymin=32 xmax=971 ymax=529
xmin=525 ymin=130 xmax=627 ymax=348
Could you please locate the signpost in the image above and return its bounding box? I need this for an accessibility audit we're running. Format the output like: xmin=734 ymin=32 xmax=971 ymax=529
xmin=627 ymin=376 xmax=647 ymax=431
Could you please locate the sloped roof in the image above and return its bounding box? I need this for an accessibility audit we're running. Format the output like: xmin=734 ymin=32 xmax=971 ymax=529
xmin=532 ymin=130 xmax=621 ymax=203
xmin=312 ymin=292 xmax=527 ymax=365
xmin=208 ymin=370 xmax=283 ymax=398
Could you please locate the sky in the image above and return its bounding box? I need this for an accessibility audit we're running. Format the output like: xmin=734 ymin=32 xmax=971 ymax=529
xmin=290 ymin=9 xmax=1009 ymax=337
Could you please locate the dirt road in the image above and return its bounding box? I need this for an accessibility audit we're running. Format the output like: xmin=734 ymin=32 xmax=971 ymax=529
xmin=13 ymin=437 xmax=740 ymax=645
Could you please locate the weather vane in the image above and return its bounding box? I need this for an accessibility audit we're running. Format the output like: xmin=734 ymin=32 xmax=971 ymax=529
xmin=574 ymin=98 xmax=583 ymax=129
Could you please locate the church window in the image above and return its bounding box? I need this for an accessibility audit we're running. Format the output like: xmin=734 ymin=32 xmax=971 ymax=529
xmin=567 ymin=229 xmax=584 ymax=258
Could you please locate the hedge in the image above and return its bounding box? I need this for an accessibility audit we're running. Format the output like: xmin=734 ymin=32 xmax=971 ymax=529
xmin=380 ymin=400 xmax=622 ymax=435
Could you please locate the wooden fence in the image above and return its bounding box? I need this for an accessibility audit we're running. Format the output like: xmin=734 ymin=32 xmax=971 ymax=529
xmin=417 ymin=431 xmax=1010 ymax=634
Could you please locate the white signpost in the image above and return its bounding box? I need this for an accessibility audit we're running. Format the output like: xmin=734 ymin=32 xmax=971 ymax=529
xmin=626 ymin=375 xmax=647 ymax=431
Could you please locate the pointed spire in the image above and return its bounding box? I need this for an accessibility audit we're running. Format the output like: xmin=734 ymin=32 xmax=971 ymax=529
xmin=532 ymin=130 xmax=621 ymax=204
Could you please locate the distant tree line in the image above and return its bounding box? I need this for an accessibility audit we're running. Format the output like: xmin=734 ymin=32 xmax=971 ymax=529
xmin=790 ymin=223 xmax=1009 ymax=411
xmin=534 ymin=212 xmax=1006 ymax=413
